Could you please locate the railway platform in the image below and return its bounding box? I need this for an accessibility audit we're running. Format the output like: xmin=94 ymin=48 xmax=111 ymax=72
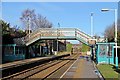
xmin=44 ymin=54 xmax=104 ymax=80
xmin=61 ymin=55 xmax=104 ymax=79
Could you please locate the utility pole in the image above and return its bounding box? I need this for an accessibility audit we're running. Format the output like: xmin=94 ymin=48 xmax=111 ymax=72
xmin=91 ymin=12 xmax=94 ymax=37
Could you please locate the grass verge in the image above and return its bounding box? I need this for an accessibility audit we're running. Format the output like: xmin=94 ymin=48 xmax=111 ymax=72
xmin=97 ymin=64 xmax=119 ymax=79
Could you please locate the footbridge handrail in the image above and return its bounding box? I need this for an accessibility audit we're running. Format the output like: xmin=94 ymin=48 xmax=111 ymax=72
xmin=75 ymin=28 xmax=92 ymax=39
xmin=23 ymin=28 xmax=93 ymax=46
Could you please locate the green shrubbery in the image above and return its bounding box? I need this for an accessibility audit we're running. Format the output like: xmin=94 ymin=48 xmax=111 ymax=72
xmin=66 ymin=43 xmax=72 ymax=52
xmin=82 ymin=43 xmax=90 ymax=52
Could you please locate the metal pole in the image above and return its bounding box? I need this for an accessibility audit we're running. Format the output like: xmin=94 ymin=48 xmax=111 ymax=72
xmin=57 ymin=29 xmax=58 ymax=53
xmin=91 ymin=12 xmax=94 ymax=37
xmin=40 ymin=45 xmax=41 ymax=56
xmin=115 ymin=9 xmax=118 ymax=69
xmin=13 ymin=44 xmax=16 ymax=55
xmin=101 ymin=8 xmax=118 ymax=68
xmin=57 ymin=23 xmax=60 ymax=53
xmin=90 ymin=12 xmax=94 ymax=60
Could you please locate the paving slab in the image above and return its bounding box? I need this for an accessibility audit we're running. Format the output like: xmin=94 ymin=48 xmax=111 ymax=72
xmin=63 ymin=55 xmax=100 ymax=79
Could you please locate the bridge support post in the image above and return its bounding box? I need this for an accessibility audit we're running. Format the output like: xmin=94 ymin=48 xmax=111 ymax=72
xmin=25 ymin=46 xmax=29 ymax=59
xmin=39 ymin=45 xmax=42 ymax=56
xmin=57 ymin=39 xmax=59 ymax=53
xmin=13 ymin=44 xmax=16 ymax=55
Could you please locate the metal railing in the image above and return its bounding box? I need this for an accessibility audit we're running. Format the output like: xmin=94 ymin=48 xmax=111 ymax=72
xmin=23 ymin=28 xmax=92 ymax=46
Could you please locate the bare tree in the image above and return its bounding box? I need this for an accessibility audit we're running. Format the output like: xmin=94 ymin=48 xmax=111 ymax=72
xmin=117 ymin=19 xmax=120 ymax=45
xmin=118 ymin=19 xmax=120 ymax=31
xmin=33 ymin=14 xmax=52 ymax=29
xmin=20 ymin=9 xmax=52 ymax=32
xmin=104 ymin=24 xmax=114 ymax=42
xmin=104 ymin=20 xmax=120 ymax=43
xmin=20 ymin=9 xmax=36 ymax=32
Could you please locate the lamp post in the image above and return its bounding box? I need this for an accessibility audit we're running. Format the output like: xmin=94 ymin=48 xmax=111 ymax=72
xmin=101 ymin=8 xmax=118 ymax=69
xmin=91 ymin=12 xmax=94 ymax=37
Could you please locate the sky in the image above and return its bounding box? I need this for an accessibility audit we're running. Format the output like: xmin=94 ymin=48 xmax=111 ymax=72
xmin=1 ymin=0 xmax=119 ymax=2
xmin=1 ymin=2 xmax=118 ymax=43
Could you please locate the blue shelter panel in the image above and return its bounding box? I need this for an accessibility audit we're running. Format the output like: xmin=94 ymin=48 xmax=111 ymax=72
xmin=96 ymin=42 xmax=114 ymax=64
xmin=3 ymin=44 xmax=25 ymax=63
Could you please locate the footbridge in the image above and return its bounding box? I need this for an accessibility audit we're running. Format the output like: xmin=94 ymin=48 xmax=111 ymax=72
xmin=23 ymin=28 xmax=95 ymax=46
xmin=13 ymin=28 xmax=116 ymax=66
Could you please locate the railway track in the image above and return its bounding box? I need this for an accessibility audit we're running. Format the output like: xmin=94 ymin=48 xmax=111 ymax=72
xmin=2 ymin=54 xmax=79 ymax=80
